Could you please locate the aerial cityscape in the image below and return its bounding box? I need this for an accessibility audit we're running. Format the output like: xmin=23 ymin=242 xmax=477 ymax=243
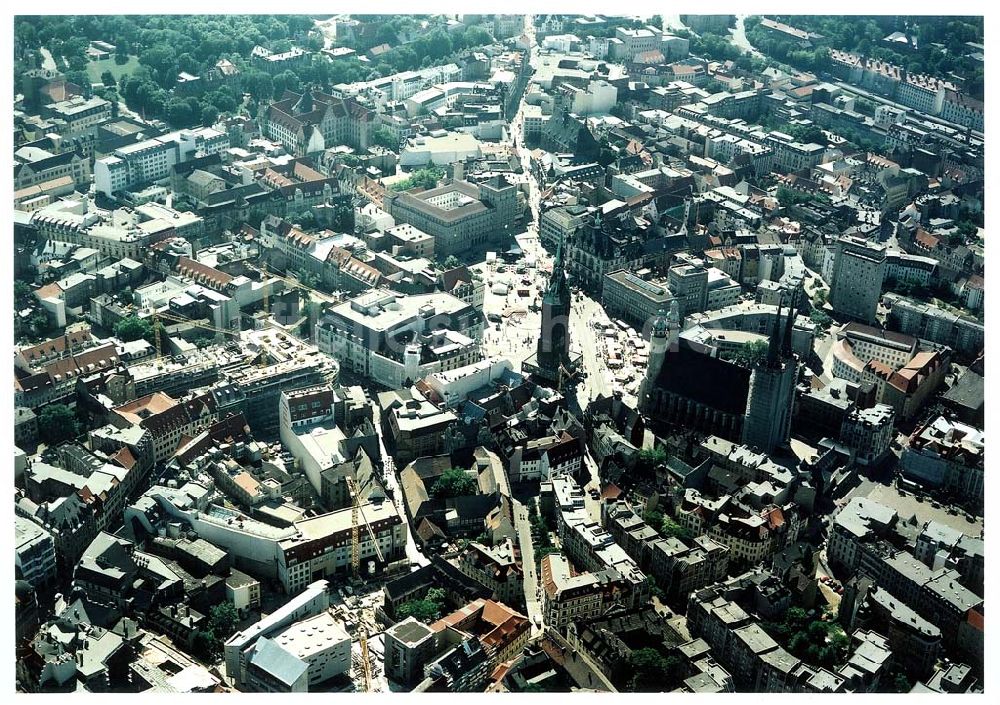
xmin=12 ymin=12 xmax=986 ymax=694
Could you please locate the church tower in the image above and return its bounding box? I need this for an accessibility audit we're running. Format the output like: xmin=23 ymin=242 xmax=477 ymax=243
xmin=536 ymin=238 xmax=572 ymax=376
xmin=638 ymin=300 xmax=679 ymax=415
xmin=741 ymin=293 xmax=799 ymax=454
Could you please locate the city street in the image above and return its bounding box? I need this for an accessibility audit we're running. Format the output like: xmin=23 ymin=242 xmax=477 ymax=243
xmin=729 ymin=15 xmax=765 ymax=59
xmin=581 ymin=452 xmax=603 ymax=522
xmin=372 ymin=404 xmax=429 ymax=569
xmin=512 ymin=499 xmax=543 ymax=637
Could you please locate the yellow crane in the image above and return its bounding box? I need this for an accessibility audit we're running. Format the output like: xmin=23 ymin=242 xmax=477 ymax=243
xmin=153 ymin=310 xmax=240 ymax=342
xmin=250 ymin=262 xmax=340 ymax=305
xmin=152 ymin=309 xmax=162 ymax=359
xmin=346 ymin=475 xmax=384 ymax=694
xmin=346 ymin=476 xmax=385 ymax=580
xmin=358 ymin=628 xmax=373 ymax=693
xmin=148 ymin=309 xmax=241 ymax=362
xmin=262 ymin=261 xmax=271 ymax=317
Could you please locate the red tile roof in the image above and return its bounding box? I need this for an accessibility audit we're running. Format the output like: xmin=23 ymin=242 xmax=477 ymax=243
xmin=177 ymin=256 xmax=234 ymax=290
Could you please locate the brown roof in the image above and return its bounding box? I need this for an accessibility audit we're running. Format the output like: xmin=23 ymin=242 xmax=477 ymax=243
xmin=35 ymin=282 xmax=63 ymax=300
xmin=113 ymin=391 xmax=216 ymax=439
xmin=914 ymin=229 xmax=940 ymax=249
xmin=327 ymin=247 xmax=381 ymax=286
xmin=841 ymin=322 xmax=916 ymax=348
xmin=600 ymin=483 xmax=622 ymax=500
xmin=292 ymin=161 xmax=325 ymax=182
xmin=267 ymin=91 xmax=373 ymax=136
xmin=109 ymin=447 xmax=136 ymax=471
xmin=889 ymin=350 xmax=941 ymax=394
xmin=430 ymin=598 xmax=529 ymax=652
xmin=174 ymin=413 xmax=252 ymax=465
xmin=114 ymin=391 xmax=178 ymax=424
xmin=19 ymin=326 xmax=95 ymax=365
xmin=44 ymin=343 xmax=120 ymax=384
xmin=233 ymin=472 xmax=262 ymax=496
xmin=439 ymin=265 xmax=474 ymax=293
xmin=865 ymin=359 xmax=894 ymax=379
xmin=177 ymin=256 xmax=234 ymax=289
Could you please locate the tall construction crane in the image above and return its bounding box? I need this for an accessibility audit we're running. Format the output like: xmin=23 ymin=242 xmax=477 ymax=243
xmin=346 ymin=476 xmax=385 ymax=580
xmin=261 ymin=261 xmax=270 ymax=317
xmin=153 ymin=309 xmax=163 ymax=359
xmin=148 ymin=308 xmax=241 ymax=363
xmin=346 ymin=475 xmax=384 ymax=694
xmin=155 ymin=310 xmax=240 ymax=336
xmin=249 ymin=262 xmax=340 ymax=305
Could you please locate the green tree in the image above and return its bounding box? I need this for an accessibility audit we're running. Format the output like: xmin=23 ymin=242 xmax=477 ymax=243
xmin=14 ymin=280 xmax=33 ymax=303
xmin=440 ymin=255 xmax=462 ymax=270
xmin=29 ymin=311 xmax=51 ymax=336
xmin=733 ymin=338 xmax=769 ymax=368
xmin=430 ymin=468 xmax=478 ymax=499
xmin=291 ymin=209 xmax=317 ymax=230
xmin=777 ymin=187 xmax=828 ymax=208
xmin=207 ymin=602 xmax=240 ymax=640
xmin=165 ymin=96 xmax=199 ymax=128
xmin=391 ymin=166 xmax=445 ymax=192
xmin=190 ymin=629 xmax=218 ymax=662
xmin=626 ymin=648 xmax=673 ymax=692
xmin=398 ymin=587 xmax=447 ymax=622
xmin=854 ymin=98 xmax=876 ymax=116
xmin=636 ymin=446 xmax=668 ymax=475
xmin=643 ymin=508 xmax=665 ymax=530
xmin=100 ymin=70 xmax=116 ymax=87
xmin=371 ymin=125 xmax=398 ymax=150
xmin=38 ymin=404 xmax=82 ymax=444
xmin=200 ymin=103 xmax=219 ymax=126
xmin=114 ymin=315 xmax=152 ymax=342
xmin=646 ymin=576 xmax=665 ymax=601
xmin=660 ymin=517 xmax=694 ymax=542
xmin=243 ymin=70 xmax=273 ymax=103
xmin=788 ymin=123 xmax=826 ymax=145
xmin=296 ymin=269 xmax=319 ymax=289
xmin=810 ymin=309 xmax=833 ymax=328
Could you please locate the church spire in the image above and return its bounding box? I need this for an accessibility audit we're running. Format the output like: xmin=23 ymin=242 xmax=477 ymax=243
xmin=552 ymin=236 xmax=565 ymax=279
xmin=765 ymin=294 xmax=784 ymax=368
xmin=782 ymin=294 xmax=796 ymax=359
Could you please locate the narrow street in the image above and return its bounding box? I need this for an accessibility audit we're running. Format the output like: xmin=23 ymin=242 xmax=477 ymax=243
xmin=512 ymin=499 xmax=543 ymax=637
xmin=372 ymin=404 xmax=429 ymax=569
xmin=581 ymin=452 xmax=603 ymax=522
xmin=729 ymin=15 xmax=765 ymax=59
xmin=39 ymin=46 xmax=57 ymax=71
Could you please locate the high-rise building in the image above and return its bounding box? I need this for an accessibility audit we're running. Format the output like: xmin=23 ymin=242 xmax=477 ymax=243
xmin=668 ymin=262 xmax=709 ymax=316
xmin=741 ymin=294 xmax=799 ymax=454
xmin=829 ymin=236 xmax=887 ymax=324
